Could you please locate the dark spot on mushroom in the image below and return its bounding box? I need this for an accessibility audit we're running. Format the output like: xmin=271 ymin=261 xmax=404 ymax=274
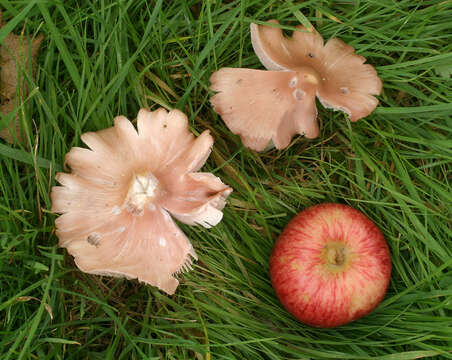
xmin=340 ymin=87 xmax=348 ymax=94
xmin=126 ymin=202 xmax=144 ymax=216
xmin=229 ymin=106 xmax=233 ymax=110
xmin=163 ymin=124 xmax=167 ymax=128
xmin=273 ymin=88 xmax=277 ymax=92
xmin=308 ymin=52 xmax=315 ymax=58
xmin=293 ymin=89 xmax=306 ymax=101
xmin=87 ymin=233 xmax=101 ymax=247
xmin=67 ymin=202 xmax=71 ymax=206
xmin=237 ymin=79 xmax=242 ymax=84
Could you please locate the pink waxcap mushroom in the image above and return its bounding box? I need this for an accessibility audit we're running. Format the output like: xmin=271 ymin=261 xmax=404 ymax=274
xmin=210 ymin=20 xmax=382 ymax=151
xmin=210 ymin=68 xmax=319 ymax=151
xmin=51 ymin=108 xmax=232 ymax=295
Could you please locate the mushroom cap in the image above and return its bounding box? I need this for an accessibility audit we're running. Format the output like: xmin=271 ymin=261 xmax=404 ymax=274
xmin=209 ymin=20 xmax=382 ymax=151
xmin=51 ymin=108 xmax=232 ymax=294
xmin=250 ymin=20 xmax=382 ymax=122
xmin=210 ymin=68 xmax=319 ymax=151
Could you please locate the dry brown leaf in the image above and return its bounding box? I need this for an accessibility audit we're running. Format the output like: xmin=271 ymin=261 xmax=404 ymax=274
xmin=0 ymin=11 xmax=43 ymax=143
xmin=16 ymin=296 xmax=53 ymax=320
xmin=15 ymin=296 xmax=40 ymax=302
xmin=44 ymin=303 xmax=53 ymax=320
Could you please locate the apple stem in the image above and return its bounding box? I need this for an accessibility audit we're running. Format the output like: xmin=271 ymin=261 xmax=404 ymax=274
xmin=327 ymin=246 xmax=345 ymax=266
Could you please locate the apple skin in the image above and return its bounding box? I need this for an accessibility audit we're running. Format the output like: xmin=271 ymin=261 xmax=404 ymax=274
xmin=270 ymin=203 xmax=391 ymax=328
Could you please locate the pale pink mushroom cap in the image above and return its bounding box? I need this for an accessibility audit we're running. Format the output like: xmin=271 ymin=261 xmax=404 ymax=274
xmin=51 ymin=108 xmax=232 ymax=294
xmin=210 ymin=20 xmax=382 ymax=151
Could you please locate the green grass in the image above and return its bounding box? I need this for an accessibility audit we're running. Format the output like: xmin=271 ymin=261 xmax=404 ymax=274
xmin=1 ymin=0 xmax=451 ymax=359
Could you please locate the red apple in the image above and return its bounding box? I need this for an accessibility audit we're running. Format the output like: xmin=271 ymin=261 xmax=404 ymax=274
xmin=270 ymin=203 xmax=391 ymax=328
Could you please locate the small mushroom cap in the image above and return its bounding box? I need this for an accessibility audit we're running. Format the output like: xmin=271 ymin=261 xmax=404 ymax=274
xmin=210 ymin=68 xmax=319 ymax=151
xmin=250 ymin=20 xmax=382 ymax=122
xmin=51 ymin=108 xmax=232 ymax=294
